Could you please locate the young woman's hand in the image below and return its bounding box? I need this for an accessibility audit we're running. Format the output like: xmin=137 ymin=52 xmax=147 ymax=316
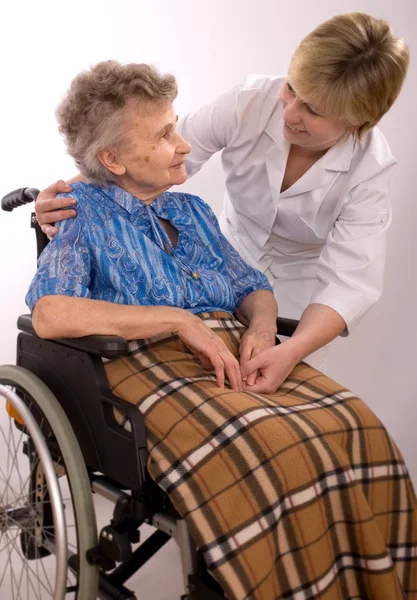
xmin=35 ymin=180 xmax=76 ymax=238
xmin=241 ymin=341 xmax=300 ymax=394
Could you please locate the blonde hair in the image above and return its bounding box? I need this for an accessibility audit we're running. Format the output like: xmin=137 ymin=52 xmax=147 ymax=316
xmin=56 ymin=61 xmax=178 ymax=184
xmin=288 ymin=13 xmax=410 ymax=139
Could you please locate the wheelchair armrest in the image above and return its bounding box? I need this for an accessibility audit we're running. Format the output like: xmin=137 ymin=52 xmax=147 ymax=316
xmin=17 ymin=313 xmax=298 ymax=358
xmin=17 ymin=314 xmax=128 ymax=359
xmin=277 ymin=317 xmax=299 ymax=337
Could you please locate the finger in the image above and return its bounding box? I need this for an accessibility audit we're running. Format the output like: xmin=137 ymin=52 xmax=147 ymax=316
xmin=226 ymin=365 xmax=240 ymax=391
xmin=40 ymin=209 xmax=77 ymax=226
xmin=41 ymin=224 xmax=58 ymax=238
xmin=242 ymin=356 xmax=258 ymax=377
xmin=244 ymin=368 xmax=282 ymax=394
xmin=251 ymin=347 xmax=264 ymax=358
xmin=226 ymin=359 xmax=243 ymax=391
xmin=210 ymin=338 xmax=242 ymax=390
xmin=246 ymin=370 xmax=259 ymax=386
xmin=42 ymin=179 xmax=73 ymax=196
xmin=239 ymin=344 xmax=253 ymax=365
xmin=237 ymin=364 xmax=244 ymax=391
xmin=216 ymin=347 xmax=241 ymax=391
xmin=237 ymin=358 xmax=244 ymax=391
xmin=243 ymin=376 xmax=273 ymax=395
xmin=241 ymin=354 xmax=262 ymax=379
xmin=214 ymin=364 xmax=225 ymax=389
xmin=36 ymin=197 xmax=77 ymax=217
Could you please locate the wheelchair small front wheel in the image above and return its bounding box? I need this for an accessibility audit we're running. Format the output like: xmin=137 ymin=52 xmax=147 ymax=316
xmin=0 ymin=365 xmax=99 ymax=599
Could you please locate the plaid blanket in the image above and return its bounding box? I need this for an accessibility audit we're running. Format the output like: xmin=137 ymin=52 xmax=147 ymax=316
xmin=104 ymin=312 xmax=417 ymax=600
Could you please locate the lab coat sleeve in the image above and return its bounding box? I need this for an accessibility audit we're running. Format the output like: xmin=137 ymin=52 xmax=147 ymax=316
xmin=178 ymin=74 xmax=283 ymax=179
xmin=309 ymin=162 xmax=397 ymax=333
xmin=178 ymin=84 xmax=241 ymax=177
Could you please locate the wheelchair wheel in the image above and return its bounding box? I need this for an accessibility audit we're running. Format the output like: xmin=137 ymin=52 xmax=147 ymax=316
xmin=0 ymin=365 xmax=99 ymax=599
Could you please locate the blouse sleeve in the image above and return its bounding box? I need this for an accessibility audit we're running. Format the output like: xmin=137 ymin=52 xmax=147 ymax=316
xmin=310 ymin=162 xmax=397 ymax=333
xmin=25 ymin=203 xmax=92 ymax=312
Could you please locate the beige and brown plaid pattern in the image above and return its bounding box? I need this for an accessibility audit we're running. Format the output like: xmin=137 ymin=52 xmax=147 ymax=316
xmin=105 ymin=312 xmax=417 ymax=600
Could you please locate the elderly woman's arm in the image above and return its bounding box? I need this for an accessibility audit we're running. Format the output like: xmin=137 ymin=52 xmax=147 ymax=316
xmin=235 ymin=288 xmax=277 ymax=342
xmin=33 ymin=295 xmax=191 ymax=340
xmin=33 ymin=295 xmax=243 ymax=391
xmin=234 ymin=290 xmax=277 ymax=330
xmin=233 ymin=289 xmax=278 ymax=386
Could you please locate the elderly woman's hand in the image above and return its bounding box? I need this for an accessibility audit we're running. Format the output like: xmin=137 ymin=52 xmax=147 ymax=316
xmin=35 ymin=180 xmax=77 ymax=238
xmin=176 ymin=314 xmax=243 ymax=391
xmin=239 ymin=325 xmax=276 ymax=387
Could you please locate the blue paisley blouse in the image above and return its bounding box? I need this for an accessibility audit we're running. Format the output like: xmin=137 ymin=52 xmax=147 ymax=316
xmin=26 ymin=182 xmax=272 ymax=314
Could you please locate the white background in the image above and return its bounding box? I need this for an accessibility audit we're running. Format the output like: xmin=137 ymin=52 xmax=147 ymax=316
xmin=0 ymin=0 xmax=416 ymax=481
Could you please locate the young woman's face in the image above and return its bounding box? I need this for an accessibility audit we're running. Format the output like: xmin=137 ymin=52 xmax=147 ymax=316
xmin=280 ymin=81 xmax=351 ymax=152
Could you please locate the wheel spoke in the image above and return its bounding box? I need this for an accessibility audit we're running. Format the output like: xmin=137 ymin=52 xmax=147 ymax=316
xmin=8 ymin=530 xmax=55 ymax=597
xmin=3 ymin=531 xmax=32 ymax=600
xmin=0 ymin=376 xmax=98 ymax=599
xmin=0 ymin=419 xmax=26 ymax=505
xmin=0 ymin=459 xmax=19 ymax=507
xmin=1 ymin=525 xmax=79 ymax=597
xmin=0 ymin=435 xmax=30 ymax=509
xmin=37 ymin=549 xmax=55 ymax=596
xmin=0 ymin=529 xmax=21 ymax=586
xmin=8 ymin=419 xmax=28 ymax=496
xmin=13 ymin=549 xmax=26 ymax=600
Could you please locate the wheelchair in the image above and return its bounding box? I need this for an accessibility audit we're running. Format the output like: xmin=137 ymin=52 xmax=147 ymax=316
xmin=0 ymin=187 xmax=298 ymax=599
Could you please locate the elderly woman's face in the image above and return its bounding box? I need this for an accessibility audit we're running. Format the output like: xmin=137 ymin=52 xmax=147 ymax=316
xmin=280 ymin=81 xmax=351 ymax=152
xmin=104 ymin=100 xmax=191 ymax=201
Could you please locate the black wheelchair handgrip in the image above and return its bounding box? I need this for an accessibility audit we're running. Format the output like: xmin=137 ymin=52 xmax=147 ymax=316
xmin=1 ymin=187 xmax=40 ymax=212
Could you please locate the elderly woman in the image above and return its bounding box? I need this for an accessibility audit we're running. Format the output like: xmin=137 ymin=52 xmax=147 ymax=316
xmin=26 ymin=62 xmax=417 ymax=600
xmin=34 ymin=13 xmax=410 ymax=384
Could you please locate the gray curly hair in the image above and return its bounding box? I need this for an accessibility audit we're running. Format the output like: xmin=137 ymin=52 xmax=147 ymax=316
xmin=56 ymin=60 xmax=178 ymax=184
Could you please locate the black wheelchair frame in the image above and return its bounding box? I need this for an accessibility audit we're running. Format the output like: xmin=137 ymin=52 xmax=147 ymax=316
xmin=1 ymin=187 xmax=299 ymax=599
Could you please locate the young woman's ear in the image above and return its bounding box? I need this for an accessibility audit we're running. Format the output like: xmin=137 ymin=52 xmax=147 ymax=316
xmin=347 ymin=122 xmax=366 ymax=134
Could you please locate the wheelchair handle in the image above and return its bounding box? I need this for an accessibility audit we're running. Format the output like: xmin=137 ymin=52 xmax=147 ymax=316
xmin=1 ymin=187 xmax=40 ymax=212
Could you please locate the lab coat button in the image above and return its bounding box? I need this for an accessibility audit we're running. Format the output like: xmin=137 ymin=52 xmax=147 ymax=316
xmin=380 ymin=213 xmax=387 ymax=223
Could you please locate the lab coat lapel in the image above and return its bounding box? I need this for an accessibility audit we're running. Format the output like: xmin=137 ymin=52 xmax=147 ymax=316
xmin=280 ymin=137 xmax=355 ymax=200
xmin=280 ymin=163 xmax=325 ymax=198
xmin=264 ymin=107 xmax=325 ymax=200
xmin=264 ymin=107 xmax=290 ymax=206
xmin=265 ymin=113 xmax=356 ymax=201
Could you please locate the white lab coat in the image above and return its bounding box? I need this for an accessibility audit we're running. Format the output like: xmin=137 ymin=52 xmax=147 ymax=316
xmin=179 ymin=74 xmax=397 ymax=334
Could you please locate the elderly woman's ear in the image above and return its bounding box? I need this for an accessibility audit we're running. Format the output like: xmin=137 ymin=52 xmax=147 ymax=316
xmin=97 ymin=149 xmax=126 ymax=176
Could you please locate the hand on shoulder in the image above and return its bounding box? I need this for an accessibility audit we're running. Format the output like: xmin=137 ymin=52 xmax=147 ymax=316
xmin=35 ymin=180 xmax=77 ymax=238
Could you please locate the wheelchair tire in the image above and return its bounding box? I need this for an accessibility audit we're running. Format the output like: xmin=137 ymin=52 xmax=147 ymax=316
xmin=0 ymin=365 xmax=99 ymax=599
